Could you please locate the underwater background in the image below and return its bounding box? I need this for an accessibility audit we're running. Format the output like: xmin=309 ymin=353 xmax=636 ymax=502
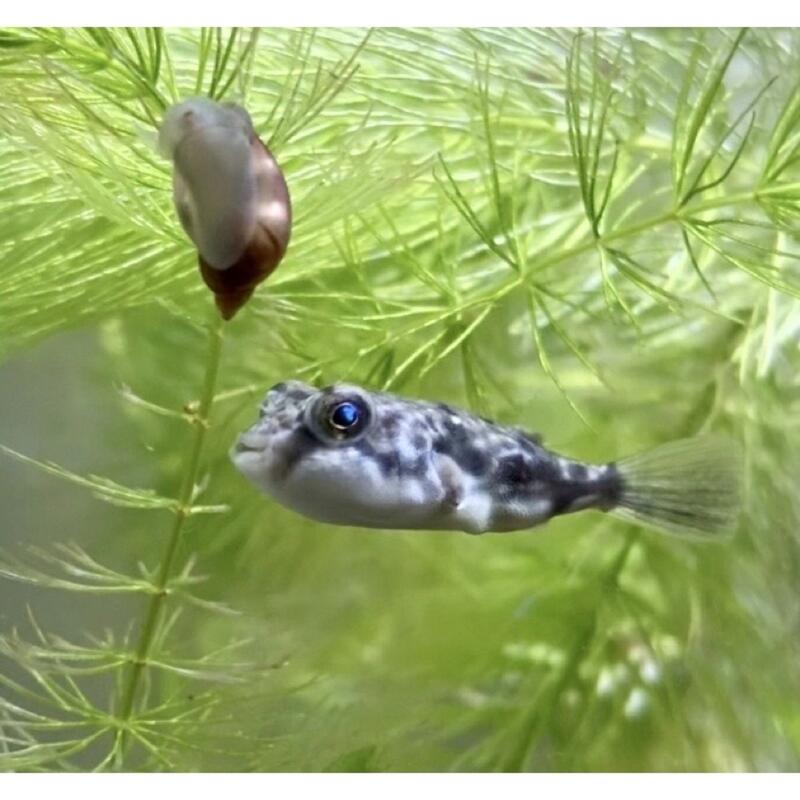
xmin=2 ymin=27 xmax=800 ymax=771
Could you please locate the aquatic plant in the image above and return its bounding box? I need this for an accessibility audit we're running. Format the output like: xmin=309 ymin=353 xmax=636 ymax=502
xmin=1 ymin=27 xmax=800 ymax=771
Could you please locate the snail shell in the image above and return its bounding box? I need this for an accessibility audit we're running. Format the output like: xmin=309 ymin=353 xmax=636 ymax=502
xmin=159 ymin=98 xmax=291 ymax=319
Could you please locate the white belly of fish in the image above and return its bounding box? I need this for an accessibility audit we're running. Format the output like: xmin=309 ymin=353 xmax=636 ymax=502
xmin=272 ymin=456 xmax=448 ymax=530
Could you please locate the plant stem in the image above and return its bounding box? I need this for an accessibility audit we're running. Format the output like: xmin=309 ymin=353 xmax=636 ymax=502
xmin=113 ymin=309 xmax=225 ymax=765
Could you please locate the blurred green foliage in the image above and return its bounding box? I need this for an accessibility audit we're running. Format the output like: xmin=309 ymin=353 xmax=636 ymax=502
xmin=1 ymin=27 xmax=800 ymax=771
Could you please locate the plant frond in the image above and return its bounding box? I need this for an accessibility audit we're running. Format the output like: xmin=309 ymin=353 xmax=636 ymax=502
xmin=0 ymin=445 xmax=178 ymax=511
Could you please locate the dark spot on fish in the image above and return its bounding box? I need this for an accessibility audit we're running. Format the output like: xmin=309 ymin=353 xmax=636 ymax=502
xmin=412 ymin=433 xmax=427 ymax=451
xmin=432 ymin=435 xmax=450 ymax=457
xmin=412 ymin=451 xmax=429 ymax=476
xmin=493 ymin=452 xmax=575 ymax=506
xmin=549 ymin=490 xmax=580 ymax=515
xmin=495 ymin=454 xmax=535 ymax=486
xmin=421 ymin=413 xmax=437 ymax=432
xmin=355 ymin=438 xmax=419 ymax=478
xmin=459 ymin=447 xmax=490 ymax=476
xmin=287 ymin=387 xmax=311 ymax=401
xmin=354 ymin=439 xmax=378 ymax=460
xmin=531 ymin=457 xmax=563 ymax=483
xmin=432 ymin=432 xmax=490 ymax=477
xmin=594 ymin=463 xmax=623 ymax=510
xmin=378 ymin=413 xmax=400 ymax=436
xmin=548 ymin=463 xmax=621 ymax=515
xmin=278 ymin=426 xmax=320 ymax=479
xmin=374 ymin=449 xmax=401 ymax=477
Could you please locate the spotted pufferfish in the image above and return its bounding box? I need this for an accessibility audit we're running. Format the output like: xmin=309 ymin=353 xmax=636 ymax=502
xmin=231 ymin=381 xmax=741 ymax=538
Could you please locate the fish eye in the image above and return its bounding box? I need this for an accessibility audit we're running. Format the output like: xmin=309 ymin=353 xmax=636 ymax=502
xmin=329 ymin=401 xmax=360 ymax=431
xmin=304 ymin=388 xmax=372 ymax=444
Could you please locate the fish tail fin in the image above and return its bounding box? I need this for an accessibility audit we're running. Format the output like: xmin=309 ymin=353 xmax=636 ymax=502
xmin=609 ymin=435 xmax=742 ymax=539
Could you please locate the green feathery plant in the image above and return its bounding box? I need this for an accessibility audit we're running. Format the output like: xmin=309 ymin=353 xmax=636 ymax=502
xmin=1 ymin=27 xmax=800 ymax=771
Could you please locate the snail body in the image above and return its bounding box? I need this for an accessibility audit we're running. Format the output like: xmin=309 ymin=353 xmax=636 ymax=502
xmin=159 ymin=98 xmax=291 ymax=319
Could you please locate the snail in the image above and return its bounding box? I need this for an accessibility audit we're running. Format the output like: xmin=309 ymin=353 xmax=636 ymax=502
xmin=158 ymin=98 xmax=292 ymax=319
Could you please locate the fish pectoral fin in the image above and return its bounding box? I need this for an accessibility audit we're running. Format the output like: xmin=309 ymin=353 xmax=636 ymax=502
xmin=435 ymin=454 xmax=465 ymax=511
xmin=433 ymin=454 xmax=492 ymax=535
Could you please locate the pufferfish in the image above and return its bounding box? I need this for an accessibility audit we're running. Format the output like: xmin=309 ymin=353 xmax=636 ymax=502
xmin=231 ymin=381 xmax=741 ymax=538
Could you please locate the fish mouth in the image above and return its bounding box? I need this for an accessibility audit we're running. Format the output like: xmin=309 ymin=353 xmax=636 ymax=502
xmin=232 ymin=439 xmax=265 ymax=455
xmin=230 ymin=438 xmax=268 ymax=480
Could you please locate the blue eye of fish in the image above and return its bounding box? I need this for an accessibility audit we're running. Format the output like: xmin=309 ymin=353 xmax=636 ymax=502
xmin=330 ymin=401 xmax=360 ymax=430
xmin=301 ymin=388 xmax=372 ymax=444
